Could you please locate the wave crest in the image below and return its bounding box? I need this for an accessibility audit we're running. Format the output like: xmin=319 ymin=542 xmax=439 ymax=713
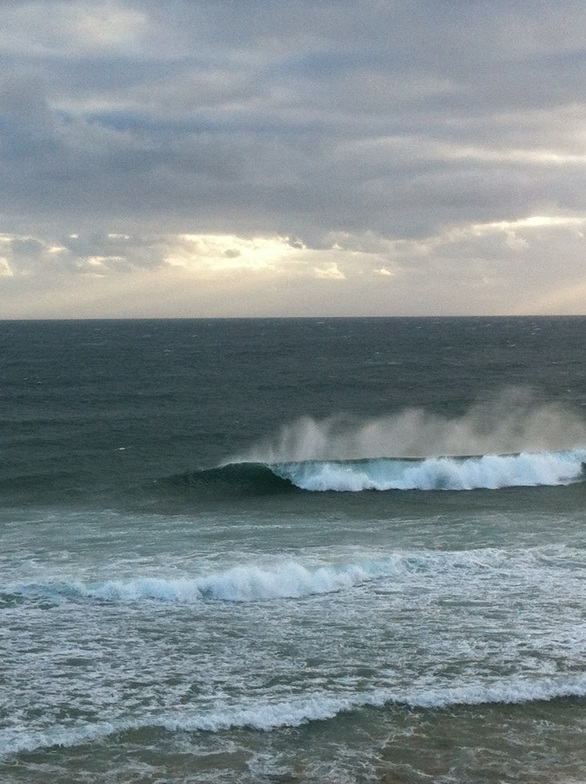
xmin=270 ymin=450 xmax=586 ymax=491
xmin=6 ymin=544 xmax=579 ymax=607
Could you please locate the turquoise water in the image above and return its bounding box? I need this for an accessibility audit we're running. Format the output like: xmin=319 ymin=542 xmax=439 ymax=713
xmin=2 ymin=317 xmax=586 ymax=783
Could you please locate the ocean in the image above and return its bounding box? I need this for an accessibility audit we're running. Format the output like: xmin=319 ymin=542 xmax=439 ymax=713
xmin=2 ymin=316 xmax=586 ymax=784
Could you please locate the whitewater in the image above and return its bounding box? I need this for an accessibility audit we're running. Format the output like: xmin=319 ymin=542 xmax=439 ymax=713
xmin=9 ymin=540 xmax=585 ymax=604
xmin=263 ymin=449 xmax=586 ymax=491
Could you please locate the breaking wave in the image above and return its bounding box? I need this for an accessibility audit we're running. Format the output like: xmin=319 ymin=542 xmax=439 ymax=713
xmin=5 ymin=544 xmax=580 ymax=606
xmin=269 ymin=449 xmax=586 ymax=491
xmin=165 ymin=449 xmax=586 ymax=496
xmin=4 ymin=554 xmax=430 ymax=605
xmin=160 ymin=391 xmax=586 ymax=497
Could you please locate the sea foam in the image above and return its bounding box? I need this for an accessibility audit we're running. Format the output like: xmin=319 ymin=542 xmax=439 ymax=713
xmin=10 ymin=559 xmax=387 ymax=605
xmin=269 ymin=449 xmax=586 ymax=491
xmin=3 ymin=674 xmax=586 ymax=760
xmin=6 ymin=545 xmax=574 ymax=605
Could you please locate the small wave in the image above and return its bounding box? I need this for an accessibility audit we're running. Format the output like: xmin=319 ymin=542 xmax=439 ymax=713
xmin=269 ymin=449 xmax=586 ymax=491
xmin=4 ymin=546 xmax=570 ymax=607
xmin=159 ymin=675 xmax=586 ymax=732
xmin=401 ymin=676 xmax=586 ymax=709
xmin=3 ymin=675 xmax=586 ymax=759
xmin=6 ymin=558 xmax=395 ymax=606
xmin=165 ymin=674 xmax=586 ymax=726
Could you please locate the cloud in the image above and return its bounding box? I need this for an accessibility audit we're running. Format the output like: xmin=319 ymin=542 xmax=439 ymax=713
xmin=1 ymin=213 xmax=585 ymax=317
xmin=0 ymin=0 xmax=586 ymax=316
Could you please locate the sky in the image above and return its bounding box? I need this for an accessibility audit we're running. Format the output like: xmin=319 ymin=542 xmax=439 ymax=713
xmin=1 ymin=0 xmax=586 ymax=318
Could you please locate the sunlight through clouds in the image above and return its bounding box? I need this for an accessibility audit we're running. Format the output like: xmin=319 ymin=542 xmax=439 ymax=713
xmin=1 ymin=210 xmax=586 ymax=317
xmin=0 ymin=0 xmax=586 ymax=316
xmin=164 ymin=235 xmax=290 ymax=275
xmin=0 ymin=259 xmax=14 ymax=278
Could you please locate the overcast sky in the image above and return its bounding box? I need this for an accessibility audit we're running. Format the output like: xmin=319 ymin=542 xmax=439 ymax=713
xmin=1 ymin=0 xmax=585 ymax=318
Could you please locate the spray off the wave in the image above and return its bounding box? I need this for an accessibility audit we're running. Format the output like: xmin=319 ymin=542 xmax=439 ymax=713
xmin=233 ymin=388 xmax=586 ymax=464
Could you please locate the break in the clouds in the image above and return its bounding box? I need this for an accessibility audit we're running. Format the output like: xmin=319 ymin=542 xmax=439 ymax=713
xmin=1 ymin=0 xmax=586 ymax=317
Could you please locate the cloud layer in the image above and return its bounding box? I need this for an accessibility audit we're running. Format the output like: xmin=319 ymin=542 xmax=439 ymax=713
xmin=1 ymin=0 xmax=585 ymax=317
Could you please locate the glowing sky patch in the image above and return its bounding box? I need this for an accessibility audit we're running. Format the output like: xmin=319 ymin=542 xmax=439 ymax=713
xmin=164 ymin=235 xmax=293 ymax=274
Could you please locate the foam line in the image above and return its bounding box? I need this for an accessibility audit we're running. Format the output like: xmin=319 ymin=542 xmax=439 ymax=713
xmin=3 ymin=675 xmax=586 ymax=759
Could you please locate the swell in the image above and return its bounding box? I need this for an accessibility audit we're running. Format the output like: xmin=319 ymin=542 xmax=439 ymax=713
xmin=5 ymin=450 xmax=582 ymax=506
